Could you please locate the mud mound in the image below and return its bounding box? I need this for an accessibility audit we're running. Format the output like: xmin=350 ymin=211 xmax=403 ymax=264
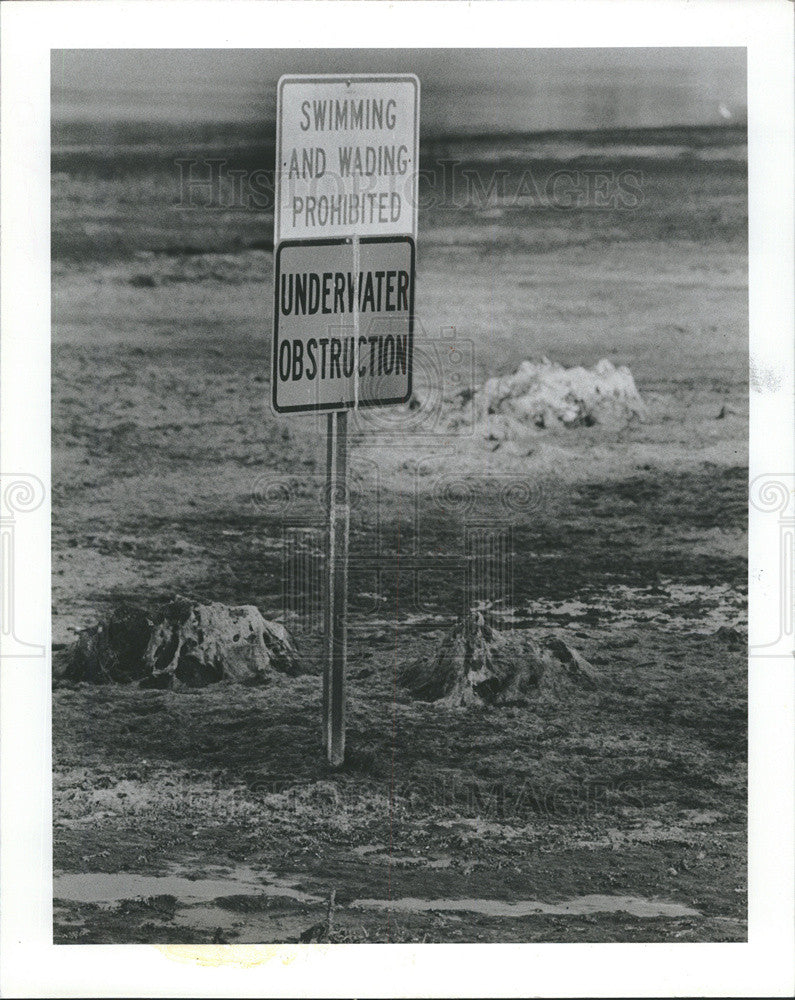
xmin=438 ymin=358 xmax=646 ymax=441
xmin=142 ymin=596 xmax=300 ymax=687
xmin=399 ymin=611 xmax=596 ymax=707
xmin=57 ymin=605 xmax=154 ymax=684
xmin=56 ymin=596 xmax=299 ymax=688
xmin=536 ymin=636 xmax=599 ymax=698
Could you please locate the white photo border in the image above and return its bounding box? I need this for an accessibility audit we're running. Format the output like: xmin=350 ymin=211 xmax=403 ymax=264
xmin=1 ymin=1 xmax=793 ymax=997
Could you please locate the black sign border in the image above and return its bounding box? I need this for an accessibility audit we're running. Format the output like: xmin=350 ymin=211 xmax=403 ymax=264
xmin=271 ymin=235 xmax=415 ymax=414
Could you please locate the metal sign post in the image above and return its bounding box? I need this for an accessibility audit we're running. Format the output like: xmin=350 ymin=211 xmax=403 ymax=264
xmin=273 ymin=73 xmax=419 ymax=766
xmin=323 ymin=409 xmax=349 ymax=765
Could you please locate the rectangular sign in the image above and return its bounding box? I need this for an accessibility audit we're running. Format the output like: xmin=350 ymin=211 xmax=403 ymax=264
xmin=275 ymin=74 xmax=419 ymax=242
xmin=272 ymin=236 xmax=414 ymax=413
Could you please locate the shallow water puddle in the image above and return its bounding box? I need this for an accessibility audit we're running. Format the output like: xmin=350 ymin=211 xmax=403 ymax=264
xmin=350 ymin=894 xmax=701 ymax=919
xmin=53 ymin=869 xmax=324 ymax=906
xmin=54 ymin=871 xmax=700 ymax=921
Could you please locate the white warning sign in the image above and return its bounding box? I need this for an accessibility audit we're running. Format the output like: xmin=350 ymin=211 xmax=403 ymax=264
xmin=275 ymin=74 xmax=419 ymax=242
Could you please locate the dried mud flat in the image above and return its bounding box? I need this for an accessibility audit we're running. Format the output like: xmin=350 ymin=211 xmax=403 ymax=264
xmin=52 ymin=124 xmax=747 ymax=943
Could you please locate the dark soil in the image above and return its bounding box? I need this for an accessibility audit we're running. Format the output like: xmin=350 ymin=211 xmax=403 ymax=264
xmin=52 ymin=122 xmax=747 ymax=943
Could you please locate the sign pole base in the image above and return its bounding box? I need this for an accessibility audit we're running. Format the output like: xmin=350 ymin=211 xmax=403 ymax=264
xmin=323 ymin=409 xmax=348 ymax=766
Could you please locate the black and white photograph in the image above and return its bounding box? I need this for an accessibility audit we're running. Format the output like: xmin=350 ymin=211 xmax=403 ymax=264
xmin=49 ymin=43 xmax=751 ymax=946
xmin=1 ymin=1 xmax=794 ymax=996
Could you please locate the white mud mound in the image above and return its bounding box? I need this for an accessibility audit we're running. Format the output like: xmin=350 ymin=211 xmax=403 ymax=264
xmin=142 ymin=596 xmax=300 ymax=687
xmin=56 ymin=596 xmax=300 ymax=687
xmin=399 ymin=611 xmax=597 ymax=707
xmin=439 ymin=358 xmax=646 ymax=441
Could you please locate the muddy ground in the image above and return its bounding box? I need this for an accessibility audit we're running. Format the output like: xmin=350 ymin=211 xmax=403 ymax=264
xmin=52 ymin=123 xmax=747 ymax=943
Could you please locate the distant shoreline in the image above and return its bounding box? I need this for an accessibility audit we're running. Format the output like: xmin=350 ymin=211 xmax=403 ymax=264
xmin=52 ymin=120 xmax=748 ymax=158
